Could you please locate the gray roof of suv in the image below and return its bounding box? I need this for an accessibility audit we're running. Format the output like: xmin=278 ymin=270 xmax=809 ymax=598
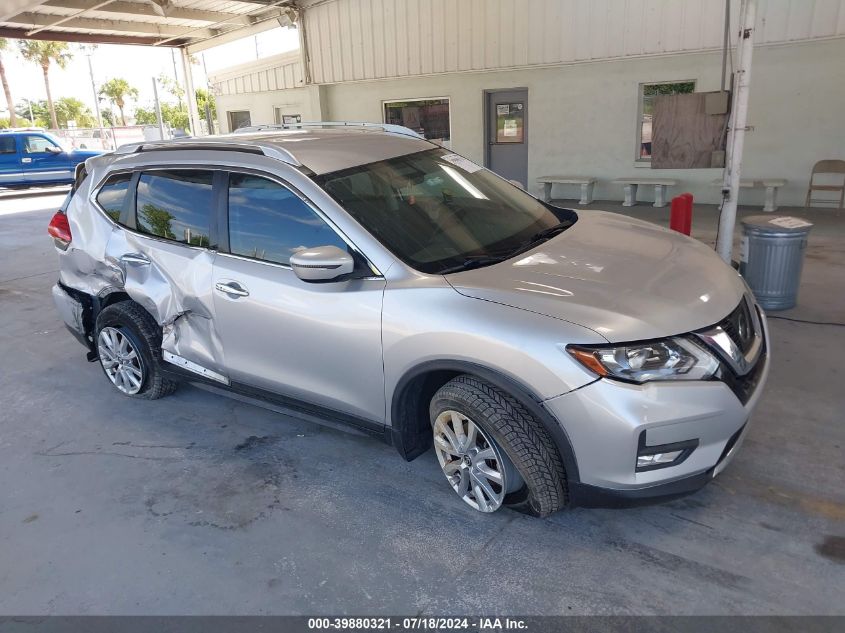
xmin=114 ymin=127 xmax=437 ymax=175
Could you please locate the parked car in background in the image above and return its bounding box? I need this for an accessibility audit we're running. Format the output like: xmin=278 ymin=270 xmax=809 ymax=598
xmin=0 ymin=129 xmax=102 ymax=188
xmin=49 ymin=123 xmax=768 ymax=516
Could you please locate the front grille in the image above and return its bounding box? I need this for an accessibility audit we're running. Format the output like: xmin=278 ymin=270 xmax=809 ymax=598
xmin=718 ymin=345 xmax=766 ymax=404
xmin=720 ymin=298 xmax=757 ymax=355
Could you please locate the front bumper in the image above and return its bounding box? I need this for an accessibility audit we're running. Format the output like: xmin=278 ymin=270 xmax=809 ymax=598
xmin=544 ymin=336 xmax=769 ymax=504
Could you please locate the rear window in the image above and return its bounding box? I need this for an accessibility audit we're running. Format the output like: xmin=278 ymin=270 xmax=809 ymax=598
xmin=96 ymin=173 xmax=131 ymax=221
xmin=0 ymin=137 xmax=15 ymax=154
xmin=135 ymin=170 xmax=213 ymax=247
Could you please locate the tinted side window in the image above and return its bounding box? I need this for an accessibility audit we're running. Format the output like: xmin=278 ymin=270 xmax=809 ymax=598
xmin=136 ymin=170 xmax=213 ymax=247
xmin=0 ymin=137 xmax=15 ymax=154
xmin=228 ymin=174 xmax=346 ymax=265
xmin=96 ymin=173 xmax=132 ymax=221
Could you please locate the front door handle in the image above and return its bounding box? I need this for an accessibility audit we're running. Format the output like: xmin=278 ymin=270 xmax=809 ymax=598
xmin=120 ymin=253 xmax=150 ymax=265
xmin=215 ymin=281 xmax=249 ymax=298
xmin=21 ymin=157 xmax=32 ymax=163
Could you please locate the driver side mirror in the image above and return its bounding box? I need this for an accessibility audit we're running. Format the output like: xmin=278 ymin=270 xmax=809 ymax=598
xmin=290 ymin=245 xmax=355 ymax=283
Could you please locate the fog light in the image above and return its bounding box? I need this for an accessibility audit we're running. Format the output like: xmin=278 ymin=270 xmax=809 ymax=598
xmin=637 ymin=450 xmax=683 ymax=468
xmin=636 ymin=436 xmax=699 ymax=472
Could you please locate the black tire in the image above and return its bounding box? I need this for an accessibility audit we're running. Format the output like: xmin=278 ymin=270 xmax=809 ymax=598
xmin=429 ymin=375 xmax=568 ymax=517
xmin=94 ymin=300 xmax=178 ymax=400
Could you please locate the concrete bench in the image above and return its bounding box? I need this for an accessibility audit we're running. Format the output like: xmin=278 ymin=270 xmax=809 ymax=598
xmin=537 ymin=176 xmax=597 ymax=205
xmin=711 ymin=178 xmax=787 ymax=212
xmin=613 ymin=178 xmax=677 ymax=208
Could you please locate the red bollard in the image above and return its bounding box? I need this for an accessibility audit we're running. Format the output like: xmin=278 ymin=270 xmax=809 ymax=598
xmin=670 ymin=193 xmax=693 ymax=235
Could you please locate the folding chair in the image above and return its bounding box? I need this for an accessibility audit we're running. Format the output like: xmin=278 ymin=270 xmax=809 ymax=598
xmin=805 ymin=159 xmax=845 ymax=210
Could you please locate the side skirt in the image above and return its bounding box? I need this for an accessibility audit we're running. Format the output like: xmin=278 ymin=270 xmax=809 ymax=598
xmin=160 ymin=364 xmax=391 ymax=444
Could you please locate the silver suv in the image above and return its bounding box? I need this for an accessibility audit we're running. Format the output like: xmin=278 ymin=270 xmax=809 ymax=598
xmin=50 ymin=123 xmax=768 ymax=516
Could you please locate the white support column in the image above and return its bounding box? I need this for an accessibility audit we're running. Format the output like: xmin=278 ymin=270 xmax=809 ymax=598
xmin=180 ymin=47 xmax=202 ymax=136
xmin=622 ymin=184 xmax=638 ymax=207
xmin=579 ymin=182 xmax=594 ymax=205
xmin=543 ymin=182 xmax=552 ymax=202
xmin=717 ymin=0 xmax=757 ymax=263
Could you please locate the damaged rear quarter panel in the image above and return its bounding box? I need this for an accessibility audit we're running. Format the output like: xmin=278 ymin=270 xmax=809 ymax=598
xmin=58 ymin=154 xmax=226 ymax=375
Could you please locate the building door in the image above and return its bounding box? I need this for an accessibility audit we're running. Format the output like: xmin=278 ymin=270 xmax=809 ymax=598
xmin=485 ymin=89 xmax=528 ymax=187
xmin=227 ymin=110 xmax=251 ymax=132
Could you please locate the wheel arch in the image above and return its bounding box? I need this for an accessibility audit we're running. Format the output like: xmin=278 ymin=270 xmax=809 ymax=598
xmin=389 ymin=360 xmax=581 ymax=484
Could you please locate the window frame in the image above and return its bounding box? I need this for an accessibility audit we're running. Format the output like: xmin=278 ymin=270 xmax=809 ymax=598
xmin=382 ymin=96 xmax=451 ymax=144
xmin=219 ymin=168 xmax=378 ymax=275
xmin=93 ymin=171 xmax=135 ymax=222
xmin=89 ymin=163 xmax=381 ymax=276
xmin=90 ymin=166 xmax=221 ymax=251
xmin=22 ymin=134 xmax=61 ymax=155
xmin=635 ymin=80 xmax=696 ymax=164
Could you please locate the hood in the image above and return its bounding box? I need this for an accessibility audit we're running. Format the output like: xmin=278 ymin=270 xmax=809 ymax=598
xmin=69 ymin=149 xmax=103 ymax=160
xmin=446 ymin=211 xmax=745 ymax=343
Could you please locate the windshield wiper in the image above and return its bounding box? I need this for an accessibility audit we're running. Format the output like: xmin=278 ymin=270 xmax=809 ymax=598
xmin=438 ymin=255 xmax=510 ymax=275
xmin=507 ymin=221 xmax=573 ymax=257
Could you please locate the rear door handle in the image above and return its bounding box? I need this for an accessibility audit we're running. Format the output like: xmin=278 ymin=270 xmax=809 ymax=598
xmin=215 ymin=281 xmax=249 ymax=297
xmin=120 ymin=253 xmax=150 ymax=265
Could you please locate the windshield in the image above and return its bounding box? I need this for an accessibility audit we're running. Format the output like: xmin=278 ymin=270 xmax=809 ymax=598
xmin=315 ymin=148 xmax=577 ymax=274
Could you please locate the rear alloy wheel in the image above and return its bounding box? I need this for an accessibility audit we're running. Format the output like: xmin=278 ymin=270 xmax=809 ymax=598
xmin=97 ymin=326 xmax=144 ymax=395
xmin=433 ymin=409 xmax=522 ymax=512
xmin=94 ymin=300 xmax=178 ymax=400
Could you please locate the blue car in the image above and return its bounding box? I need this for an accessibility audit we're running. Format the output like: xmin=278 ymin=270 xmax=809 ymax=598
xmin=0 ymin=130 xmax=102 ymax=189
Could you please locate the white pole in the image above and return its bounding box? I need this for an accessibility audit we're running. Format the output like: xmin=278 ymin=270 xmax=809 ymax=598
xmin=716 ymin=0 xmax=757 ymax=263
xmin=85 ymin=48 xmax=102 ymax=128
xmin=180 ymin=47 xmax=202 ymax=136
xmin=152 ymin=77 xmax=165 ymax=140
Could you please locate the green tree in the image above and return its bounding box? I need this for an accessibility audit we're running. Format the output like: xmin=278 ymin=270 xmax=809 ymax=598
xmin=195 ymin=87 xmax=216 ymax=123
xmin=18 ymin=40 xmax=72 ymax=129
xmin=15 ymin=100 xmax=50 ymax=128
xmin=54 ymin=97 xmax=95 ymax=128
xmin=134 ymin=102 xmax=189 ymax=131
xmin=100 ymin=107 xmax=115 ymax=126
xmin=138 ymin=204 xmax=175 ymax=240
xmin=0 ymin=39 xmax=16 ymax=128
xmin=99 ymin=77 xmax=138 ymax=126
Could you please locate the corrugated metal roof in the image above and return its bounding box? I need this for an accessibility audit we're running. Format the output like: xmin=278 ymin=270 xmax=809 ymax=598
xmin=0 ymin=0 xmax=297 ymax=50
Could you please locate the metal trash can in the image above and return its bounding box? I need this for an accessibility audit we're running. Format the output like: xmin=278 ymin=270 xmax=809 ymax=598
xmin=740 ymin=215 xmax=813 ymax=311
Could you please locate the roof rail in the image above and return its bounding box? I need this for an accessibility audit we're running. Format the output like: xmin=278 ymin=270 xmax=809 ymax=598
xmin=112 ymin=139 xmax=300 ymax=165
xmin=233 ymin=121 xmax=425 ymax=139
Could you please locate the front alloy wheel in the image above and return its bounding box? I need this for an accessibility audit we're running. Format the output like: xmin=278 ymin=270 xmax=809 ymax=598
xmin=97 ymin=326 xmax=144 ymax=395
xmin=433 ymin=410 xmax=517 ymax=512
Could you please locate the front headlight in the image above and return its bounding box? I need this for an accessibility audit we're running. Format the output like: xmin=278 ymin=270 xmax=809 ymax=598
xmin=567 ymin=337 xmax=719 ymax=383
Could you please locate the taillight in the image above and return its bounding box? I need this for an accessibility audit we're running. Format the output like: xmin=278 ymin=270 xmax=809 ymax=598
xmin=48 ymin=211 xmax=72 ymax=245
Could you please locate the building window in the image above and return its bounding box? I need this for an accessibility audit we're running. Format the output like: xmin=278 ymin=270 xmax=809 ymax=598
xmin=637 ymin=81 xmax=695 ymax=161
xmin=274 ymin=109 xmax=301 ymax=125
xmin=227 ymin=110 xmax=252 ymax=132
xmin=383 ymin=98 xmax=450 ymax=147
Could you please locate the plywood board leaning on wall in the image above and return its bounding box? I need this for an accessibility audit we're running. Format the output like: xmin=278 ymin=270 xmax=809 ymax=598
xmin=652 ymin=93 xmax=728 ymax=169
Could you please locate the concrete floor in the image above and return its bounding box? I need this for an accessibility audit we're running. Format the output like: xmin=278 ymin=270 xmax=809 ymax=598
xmin=0 ymin=189 xmax=843 ymax=615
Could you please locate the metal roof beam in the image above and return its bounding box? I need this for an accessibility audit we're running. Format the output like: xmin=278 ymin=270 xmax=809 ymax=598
xmin=185 ymin=13 xmax=289 ymax=54
xmin=0 ymin=25 xmax=182 ymax=45
xmin=40 ymin=0 xmax=245 ymax=24
xmin=1 ymin=0 xmax=49 ymax=22
xmin=6 ymin=12 xmax=214 ymax=37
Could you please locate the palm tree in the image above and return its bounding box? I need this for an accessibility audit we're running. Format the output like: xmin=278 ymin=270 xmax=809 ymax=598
xmin=99 ymin=78 xmax=138 ymax=126
xmin=0 ymin=39 xmax=16 ymax=127
xmin=18 ymin=40 xmax=72 ymax=130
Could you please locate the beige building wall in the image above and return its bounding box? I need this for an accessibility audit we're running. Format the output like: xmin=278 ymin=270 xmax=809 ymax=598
xmin=214 ymin=37 xmax=845 ymax=206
